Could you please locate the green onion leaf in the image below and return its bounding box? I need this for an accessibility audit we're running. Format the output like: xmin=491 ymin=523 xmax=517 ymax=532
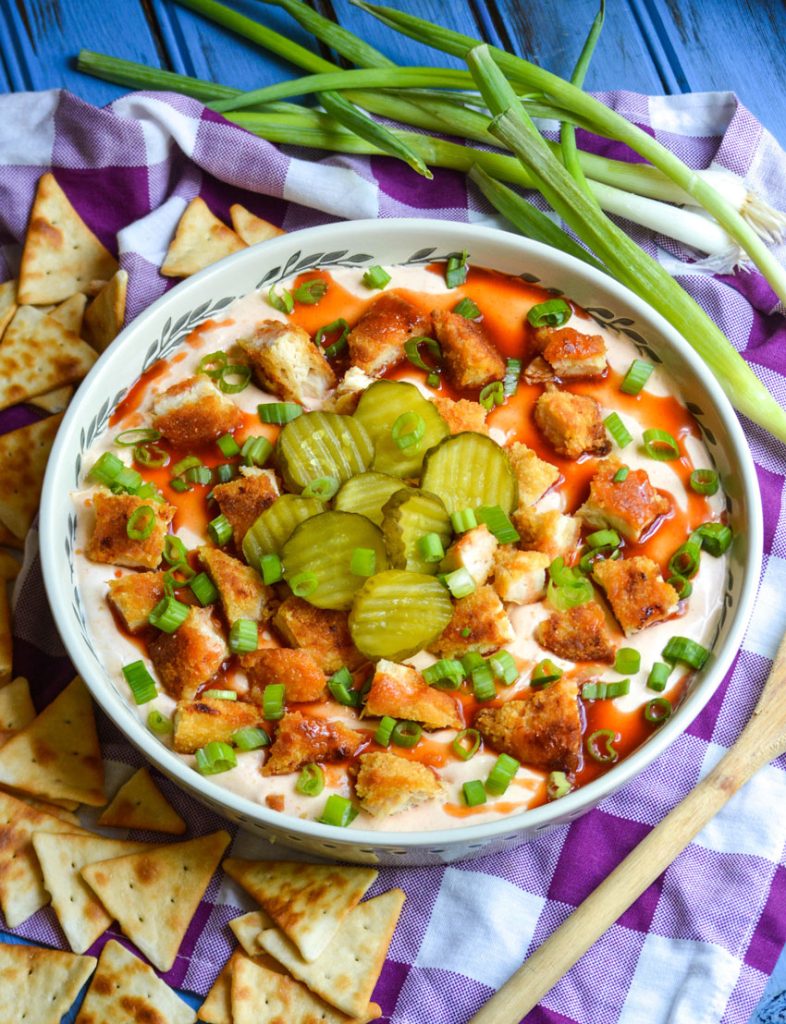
xmin=217 ymin=433 xmax=241 ymax=458
xmin=190 ymin=572 xmax=219 ymax=606
xmin=462 ymin=779 xmax=487 ymax=807
xmin=208 ymin=514 xmax=233 ymax=547
xmin=203 ymin=689 xmax=238 ymax=701
xmin=644 ymin=697 xmax=672 ymax=724
xmin=241 ymin=436 xmax=273 ymax=467
xmin=642 ymin=428 xmax=680 ymax=461
xmin=89 ymin=451 xmax=124 ymax=486
xmin=485 ymin=752 xmax=520 ymax=795
xmin=260 ymin=553 xmax=283 ymax=585
xmin=259 ymin=402 xmax=303 ymax=424
xmin=314 ymin=318 xmax=350 ymax=360
xmin=620 ymin=358 xmax=654 ymax=395
xmin=547 ymin=771 xmax=573 ymax=800
xmin=328 ymin=666 xmax=360 ymax=707
xmin=647 ymin=661 xmax=672 ymax=692
xmin=423 ymin=658 xmax=465 ymax=690
xmin=489 ymin=650 xmax=518 ymax=685
xmin=290 ymin=571 xmax=319 ymax=598
xmin=475 ymin=505 xmax=520 ymax=544
xmin=229 ymin=619 xmax=258 ymax=654
xmin=232 ymin=726 xmax=270 ymax=751
xmin=604 ymin=412 xmax=632 ymax=449
xmin=350 ymin=547 xmax=376 ymax=577
xmin=662 ymin=636 xmax=709 ymax=670
xmin=116 ymin=427 xmax=162 ymax=447
xmin=147 ymin=709 xmax=172 ymax=734
xmin=126 ymin=505 xmax=155 ymax=541
xmin=374 ymin=715 xmax=397 ymax=746
xmin=581 ymin=679 xmax=630 ymax=699
xmin=614 ymin=647 xmax=640 ymax=674
xmin=148 ymin=596 xmax=189 ymax=633
xmin=404 ymin=336 xmax=442 ymax=373
xmin=268 ymin=285 xmax=294 ymax=314
xmin=262 ymin=683 xmax=286 ymax=720
xmin=195 ymin=740 xmax=237 ymax=775
xmin=479 ymin=381 xmax=504 ymax=411
xmin=218 ymin=364 xmax=251 ymax=394
xmin=296 ymin=763 xmax=325 ymax=796
xmin=319 ymin=794 xmax=358 ymax=827
xmin=452 ymin=728 xmax=481 ymax=761
xmin=532 ymin=659 xmax=563 ymax=687
xmin=668 ymin=574 xmax=693 ymax=599
xmin=450 ymin=508 xmax=477 ymax=534
xmin=198 ymin=351 xmax=227 ymax=378
xmin=547 ymin=556 xmax=594 ymax=609
xmin=502 ymin=357 xmax=522 ymax=397
xmin=612 ymin=466 xmax=629 ymax=483
xmin=391 ymin=720 xmax=422 ymax=748
xmin=418 ymin=532 xmax=445 ymax=563
xmin=527 ymin=298 xmax=571 ymax=328
xmin=133 ymin=443 xmax=169 ymax=468
xmin=668 ymin=540 xmax=701 ymax=580
xmin=362 ymin=265 xmax=392 ymax=290
xmin=391 ymin=411 xmax=426 ymax=451
xmin=444 ymin=567 xmax=476 ymax=599
xmin=453 ymin=297 xmax=481 ymax=319
xmin=123 ymin=661 xmax=157 ymax=704
xmin=689 ymin=469 xmax=720 ymax=496
xmin=587 ymin=529 xmax=621 ymax=550
xmin=586 ymin=728 xmax=619 ymax=763
xmin=302 ymin=476 xmax=340 ymax=500
xmin=694 ymin=522 xmax=732 ymax=556
xmin=445 ymin=249 xmax=469 ymax=288
xmin=471 ymin=661 xmax=496 ymax=701
xmin=294 ymin=279 xmax=328 ymax=304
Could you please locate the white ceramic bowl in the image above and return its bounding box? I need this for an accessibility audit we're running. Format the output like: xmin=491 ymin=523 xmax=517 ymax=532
xmin=40 ymin=219 xmax=761 ymax=866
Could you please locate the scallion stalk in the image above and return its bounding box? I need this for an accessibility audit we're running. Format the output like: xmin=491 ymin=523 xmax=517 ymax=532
xmin=561 ymin=0 xmax=605 ymax=203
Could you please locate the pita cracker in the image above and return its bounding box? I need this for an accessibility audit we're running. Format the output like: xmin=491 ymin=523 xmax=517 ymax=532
xmin=81 ymin=829 xmax=230 ymax=971
xmin=75 ymin=939 xmax=195 ymax=1024
xmin=0 ymin=941 xmax=96 ymax=1024
xmin=259 ymin=889 xmax=405 ymax=1018
xmin=229 ymin=204 xmax=284 ymax=247
xmin=18 ymin=172 xmax=118 ymax=304
xmin=84 ymin=269 xmax=127 ymax=352
xmin=0 ymin=675 xmax=106 ymax=806
xmin=29 ymin=386 xmax=74 ymax=414
xmin=0 ymin=412 xmax=63 ymax=538
xmin=33 ymin=832 xmax=151 ymax=954
xmin=0 ymin=306 xmax=97 ymax=410
xmin=0 ymin=677 xmax=34 ymax=730
xmin=199 ymin=949 xmax=245 ymax=1024
xmin=0 ymin=550 xmax=20 ymax=579
xmin=97 ymin=766 xmax=186 ymax=835
xmin=0 ymin=788 xmax=89 ymax=926
xmin=231 ymin=956 xmax=381 ymax=1024
xmin=0 ymin=587 xmax=11 ymax=686
xmin=0 ymin=522 xmax=23 ymax=549
xmin=51 ymin=291 xmax=88 ymax=334
xmin=222 ymin=858 xmax=377 ymax=962
xmin=7 ymin=792 xmax=81 ymax=826
xmin=229 ymin=909 xmax=274 ymax=956
xmin=0 ymin=280 xmax=17 ymax=339
xmin=161 ymin=197 xmax=246 ymax=278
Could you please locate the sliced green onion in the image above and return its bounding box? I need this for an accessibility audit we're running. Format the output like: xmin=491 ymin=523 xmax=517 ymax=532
xmin=296 ymin=763 xmax=325 ymax=796
xmin=184 ymin=466 xmax=213 ymax=486
xmin=290 ymin=571 xmax=319 ymax=597
xmin=190 ymin=571 xmax=219 ymax=606
xmin=232 ymin=726 xmax=270 ymax=751
xmin=475 ymin=505 xmax=520 ymax=544
xmin=208 ymin=513 xmax=233 ymax=546
xmin=485 ymin=752 xmax=520 ymax=795
xmin=198 ymin=351 xmax=227 ymax=378
xmin=391 ymin=411 xmax=426 ymax=450
xmin=547 ymin=556 xmax=594 ymax=609
xmin=689 ymin=469 xmax=720 ymax=496
xmin=694 ymin=522 xmax=732 ymax=556
xmin=604 ymin=412 xmax=632 ymax=448
xmin=423 ymin=658 xmax=465 ymax=690
xmin=262 ymin=683 xmax=286 ymax=720
xmin=260 ymin=553 xmax=283 ymax=585
xmin=163 ymin=535 xmax=188 ymax=567
xmin=613 ymin=466 xmax=629 ymax=483
xmin=445 ymin=249 xmax=469 ymax=288
xmin=259 ymin=402 xmax=303 ymax=424
xmin=294 ymin=279 xmax=328 ymax=304
xmin=112 ymin=466 xmax=143 ymax=493
xmin=426 ymin=371 xmax=441 ymax=389
xmin=450 ymin=508 xmax=477 ymax=533
xmin=614 ymin=648 xmax=640 ymax=674
xmin=444 ymin=567 xmax=476 ymax=599
xmin=170 ymin=477 xmax=192 ymax=494
xmin=229 ymin=619 xmax=258 ymax=654
xmin=350 ymin=547 xmax=376 ymax=577
xmin=172 ymin=455 xmax=202 ymax=478
xmin=126 ymin=505 xmax=155 ymax=541
xmin=527 ymin=298 xmax=571 ymax=328
xmin=461 ymin=652 xmax=485 ymax=675
xmin=453 ymin=297 xmax=480 ymax=319
xmin=647 ymin=661 xmax=672 ymax=692
xmin=328 ymin=667 xmax=360 ymax=707
xmin=195 ymin=740 xmax=237 ymax=775
xmin=314 ymin=317 xmax=350 ymax=359
xmin=489 ymin=650 xmax=518 ymax=685
xmin=418 ymin=532 xmax=445 ymax=563
xmin=203 ymin=689 xmax=238 ymax=701
xmin=668 ymin=575 xmax=693 ymax=599
xmin=462 ymin=779 xmax=487 ymax=807
xmin=123 ymin=661 xmax=157 ymax=704
xmin=218 ymin=363 xmax=251 ymax=394
xmin=241 ymin=435 xmax=272 ymax=468
xmin=89 ymin=451 xmax=124 ymax=486
xmin=362 ymin=265 xmax=392 ymax=290
xmin=217 ymin=433 xmax=241 ymax=458
xmin=460 ymin=627 xmax=472 ymax=638
xmin=374 ymin=715 xmax=397 ymax=746
xmin=452 ymin=728 xmax=481 ymax=761
xmin=582 ymin=679 xmax=630 ymax=699
xmin=547 ymin=771 xmax=572 ymax=800
xmin=587 ymin=529 xmax=621 ymax=550
xmin=532 ymin=659 xmax=563 ymax=687
xmin=620 ymin=359 xmax=654 ymax=395
xmin=668 ymin=541 xmax=701 ymax=580
xmin=302 ymin=476 xmax=340 ymax=500
xmin=479 ymin=381 xmax=505 ymax=411
xmin=268 ymin=284 xmax=294 ymax=313
xmin=644 ymin=697 xmax=672 ymax=724
xmin=148 ymin=596 xmax=189 ymax=633
xmin=215 ymin=463 xmax=237 ymax=484
xmin=404 ymin=336 xmax=442 ymax=374
xmin=471 ymin=661 xmax=496 ymax=701
xmin=116 ymin=427 xmax=162 ymax=447
xmin=662 ymin=636 xmax=709 ymax=670
xmin=319 ymin=794 xmax=358 ymax=827
xmin=133 ymin=443 xmax=169 ymax=468
xmin=586 ymin=728 xmax=619 ymax=763
xmin=147 ymin=709 xmax=172 ymax=734
xmin=391 ymin=720 xmax=422 ymax=748
xmin=642 ymin=428 xmax=680 ymax=461
xmin=502 ymin=357 xmax=522 ymax=397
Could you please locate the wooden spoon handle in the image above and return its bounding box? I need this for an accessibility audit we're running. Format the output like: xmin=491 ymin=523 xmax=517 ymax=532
xmin=468 ymin=633 xmax=786 ymax=1024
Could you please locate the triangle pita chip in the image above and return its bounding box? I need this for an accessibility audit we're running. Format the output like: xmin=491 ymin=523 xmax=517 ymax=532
xmin=0 ymin=676 xmax=34 ymax=732
xmin=232 ymin=956 xmax=381 ymax=1024
xmin=259 ymin=889 xmax=404 ymax=1018
xmin=29 ymin=386 xmax=73 ymax=414
xmin=229 ymin=204 xmax=284 ymax=247
xmin=0 ymin=941 xmax=96 ymax=1024
xmin=0 ymin=586 xmax=11 ymax=687
xmin=0 ymin=280 xmax=17 ymax=339
xmin=84 ymin=270 xmax=127 ymax=352
xmin=0 ymin=412 xmax=63 ymax=538
xmin=33 ymin=832 xmax=151 ymax=953
xmin=0 ymin=788 xmax=89 ymax=926
xmin=0 ymin=550 xmax=21 ymax=579
xmin=229 ymin=909 xmax=273 ymax=956
xmin=222 ymin=858 xmax=377 ymax=962
xmin=97 ymin=766 xmax=186 ymax=835
xmin=0 ymin=521 xmax=23 ymax=549
xmin=0 ymin=675 xmax=106 ymax=806
xmin=74 ymin=939 xmax=195 ymax=1024
xmin=18 ymin=172 xmax=118 ymax=304
xmin=0 ymin=305 xmax=97 ymax=410
xmin=51 ymin=291 xmax=88 ymax=334
xmin=199 ymin=949 xmax=245 ymax=1024
xmin=81 ymin=829 xmax=231 ymax=971
xmin=4 ymin=791 xmax=81 ymax=826
xmin=161 ymin=197 xmax=246 ymax=278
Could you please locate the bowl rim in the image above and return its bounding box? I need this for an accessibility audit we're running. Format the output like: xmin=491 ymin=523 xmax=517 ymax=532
xmin=40 ymin=217 xmax=762 ymax=850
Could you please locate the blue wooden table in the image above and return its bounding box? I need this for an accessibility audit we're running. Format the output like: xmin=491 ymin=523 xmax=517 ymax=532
xmin=1 ymin=2 xmax=785 ymax=1022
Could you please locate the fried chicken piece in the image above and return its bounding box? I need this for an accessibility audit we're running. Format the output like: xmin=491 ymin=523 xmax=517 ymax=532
xmin=535 ymin=602 xmax=615 ymax=664
xmin=578 ymin=458 xmax=671 ymax=542
xmin=239 ymin=320 xmax=336 ymax=404
xmin=432 ymin=395 xmax=489 ymax=435
xmin=347 ymin=293 xmax=431 ymax=375
xmin=107 ymin=571 xmax=165 ymax=632
xmin=506 ymin=442 xmax=560 ymax=506
xmin=441 ymin=525 xmax=498 ymax=586
xmin=512 ymin=506 xmax=581 ymax=561
xmin=87 ymin=490 xmax=175 ymax=570
xmin=534 ymin=386 xmax=610 ymax=459
xmin=148 ymin=605 xmax=228 ymax=700
xmin=492 ymin=548 xmax=550 ymax=605
xmin=243 ymin=647 xmax=327 ymax=703
xmin=593 ymin=555 xmax=679 ymax=635
xmin=173 ymin=697 xmax=265 ymax=754
xmin=199 ymin=545 xmax=272 ymax=623
xmin=429 ymin=585 xmax=514 ymax=658
xmin=151 ymin=375 xmax=243 ymax=447
xmin=354 ymin=752 xmax=442 ymax=817
xmin=534 ymin=325 xmax=607 ymax=378
xmin=364 ymin=660 xmax=461 ymax=730
xmin=273 ymin=596 xmax=364 ymax=673
xmin=432 ymin=308 xmax=506 ymax=389
xmin=262 ymin=711 xmax=363 ymax=776
xmin=212 ymin=468 xmax=279 ymax=546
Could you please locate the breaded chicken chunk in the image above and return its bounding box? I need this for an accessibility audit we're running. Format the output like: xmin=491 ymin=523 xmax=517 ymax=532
xmin=198 ymin=545 xmax=271 ymax=623
xmin=535 ymin=602 xmax=615 ymax=663
xmin=242 ymin=647 xmax=327 ymax=703
xmin=593 ymin=555 xmax=679 ymax=635
xmin=578 ymin=459 xmax=671 ymax=542
xmin=347 ymin=293 xmax=431 ymax=376
xmin=107 ymin=571 xmax=165 ymax=632
xmin=173 ymin=696 xmax=265 ymax=754
xmin=534 ymin=326 xmax=607 ymax=378
xmin=534 ymin=386 xmax=611 ymax=459
xmin=239 ymin=319 xmax=336 ymax=404
xmin=432 ymin=309 xmax=506 ymax=389
xmin=273 ymin=596 xmax=364 ymax=673
xmin=354 ymin=752 xmax=442 ymax=817
xmin=493 ymin=548 xmax=551 ymax=605
xmin=441 ymin=524 xmax=498 ymax=586
xmin=148 ymin=605 xmax=228 ymax=700
xmin=364 ymin=660 xmax=462 ymax=730
xmin=151 ymin=375 xmax=243 ymax=447
xmin=513 ymin=506 xmax=581 ymax=561
xmin=475 ymin=677 xmax=582 ymax=771
xmin=506 ymin=442 xmax=560 ymax=506
xmin=429 ymin=585 xmax=514 ymax=658
xmin=432 ymin=395 xmax=489 ymax=435
xmin=328 ymin=366 xmax=375 ymax=414
xmin=87 ymin=490 xmax=175 ymax=570
xmin=263 ymin=711 xmax=363 ymax=776
xmin=212 ymin=467 xmax=279 ymax=546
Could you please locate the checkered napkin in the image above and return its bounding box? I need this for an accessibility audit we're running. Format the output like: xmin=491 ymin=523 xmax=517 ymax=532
xmin=1 ymin=86 xmax=786 ymax=1024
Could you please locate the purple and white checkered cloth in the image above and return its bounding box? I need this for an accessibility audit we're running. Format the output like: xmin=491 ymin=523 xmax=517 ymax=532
xmin=2 ymin=86 xmax=786 ymax=1024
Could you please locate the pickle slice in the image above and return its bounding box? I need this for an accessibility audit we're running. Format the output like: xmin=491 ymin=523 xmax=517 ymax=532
xmin=334 ymin=471 xmax=404 ymax=526
xmin=421 ymin=432 xmax=518 ymax=515
xmin=349 ymin=569 xmax=453 ymax=660
xmin=353 ymin=380 xmax=449 ymax=479
xmin=282 ymin=511 xmax=389 ymax=610
xmin=242 ymin=494 xmax=324 ymax=564
xmin=381 ymin=488 xmax=452 ymax=574
xmin=276 ymin=411 xmax=374 ymax=492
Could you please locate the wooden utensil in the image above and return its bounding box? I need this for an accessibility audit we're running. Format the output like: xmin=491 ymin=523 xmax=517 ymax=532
xmin=469 ymin=632 xmax=786 ymax=1024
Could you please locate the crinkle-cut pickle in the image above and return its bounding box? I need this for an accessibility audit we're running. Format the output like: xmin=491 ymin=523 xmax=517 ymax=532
xmin=381 ymin=487 xmax=451 ymax=574
xmin=349 ymin=569 xmax=454 ymax=660
xmin=353 ymin=379 xmax=449 ymax=478
xmin=282 ymin=510 xmax=389 ymax=611
xmin=334 ymin=471 xmax=405 ymax=526
xmin=242 ymin=493 xmax=324 ymax=564
xmin=421 ymin=431 xmax=518 ymax=515
xmin=275 ymin=410 xmax=374 ymax=492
